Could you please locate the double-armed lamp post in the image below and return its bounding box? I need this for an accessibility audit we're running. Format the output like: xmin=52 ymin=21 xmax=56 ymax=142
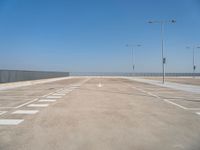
xmin=148 ymin=20 xmax=176 ymax=84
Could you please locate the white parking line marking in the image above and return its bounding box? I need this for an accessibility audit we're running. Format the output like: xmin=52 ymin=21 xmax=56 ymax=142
xmin=56 ymin=92 xmax=69 ymax=95
xmin=69 ymin=86 xmax=78 ymax=88
xmin=63 ymin=88 xmax=73 ymax=91
xmin=132 ymin=86 xmax=188 ymax=110
xmin=15 ymin=98 xmax=39 ymax=109
xmin=41 ymin=88 xmax=64 ymax=98
xmin=28 ymin=104 xmax=49 ymax=107
xmin=71 ymin=84 xmax=81 ymax=86
xmin=52 ymin=93 xmax=65 ymax=96
xmin=97 ymin=83 xmax=103 ymax=88
xmin=42 ymin=92 xmax=55 ymax=98
xmin=70 ymin=84 xmax=80 ymax=86
xmin=187 ymin=108 xmax=200 ymax=110
xmin=46 ymin=96 xmax=62 ymax=99
xmin=0 ymin=119 xmax=24 ymax=125
xmin=147 ymin=92 xmax=160 ymax=98
xmin=64 ymin=88 xmax=73 ymax=91
xmin=195 ymin=112 xmax=200 ymax=115
xmin=12 ymin=110 xmax=39 ymax=114
xmin=39 ymin=99 xmax=56 ymax=102
xmin=60 ymin=90 xmax=72 ymax=93
xmin=163 ymin=99 xmax=187 ymax=110
xmin=0 ymin=111 xmax=7 ymax=115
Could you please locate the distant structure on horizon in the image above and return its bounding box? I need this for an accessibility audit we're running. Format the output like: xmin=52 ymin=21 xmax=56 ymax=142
xmin=70 ymin=72 xmax=200 ymax=77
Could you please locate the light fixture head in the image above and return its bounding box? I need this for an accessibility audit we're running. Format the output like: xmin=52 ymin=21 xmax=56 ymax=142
xmin=171 ymin=20 xmax=176 ymax=23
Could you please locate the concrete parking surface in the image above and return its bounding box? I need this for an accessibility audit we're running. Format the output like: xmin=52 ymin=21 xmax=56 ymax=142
xmin=144 ymin=77 xmax=200 ymax=86
xmin=0 ymin=77 xmax=200 ymax=150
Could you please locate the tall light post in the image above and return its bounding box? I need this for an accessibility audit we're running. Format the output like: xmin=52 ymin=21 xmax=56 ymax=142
xmin=186 ymin=46 xmax=200 ymax=78
xmin=126 ymin=44 xmax=141 ymax=76
xmin=148 ymin=20 xmax=176 ymax=84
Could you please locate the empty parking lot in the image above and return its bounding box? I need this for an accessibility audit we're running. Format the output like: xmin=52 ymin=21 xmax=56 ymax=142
xmin=0 ymin=77 xmax=200 ymax=150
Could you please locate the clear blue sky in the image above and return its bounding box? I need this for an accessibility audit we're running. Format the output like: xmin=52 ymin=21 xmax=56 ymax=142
xmin=0 ymin=0 xmax=200 ymax=73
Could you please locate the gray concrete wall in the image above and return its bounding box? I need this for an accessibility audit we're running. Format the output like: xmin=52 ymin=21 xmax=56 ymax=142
xmin=0 ymin=70 xmax=69 ymax=83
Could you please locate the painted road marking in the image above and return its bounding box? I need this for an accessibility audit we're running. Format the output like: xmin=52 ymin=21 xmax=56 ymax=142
xmin=98 ymin=83 xmax=103 ymax=88
xmin=61 ymin=90 xmax=72 ymax=92
xmin=57 ymin=92 xmax=70 ymax=95
xmin=41 ymin=88 xmax=64 ymax=98
xmin=14 ymin=89 xmax=62 ymax=109
xmin=196 ymin=112 xmax=200 ymax=115
xmin=186 ymin=108 xmax=200 ymax=110
xmin=0 ymin=111 xmax=7 ymax=115
xmin=52 ymin=90 xmax=71 ymax=94
xmin=163 ymin=99 xmax=187 ymax=110
xmin=39 ymin=99 xmax=56 ymax=102
xmin=147 ymin=92 xmax=160 ymax=98
xmin=46 ymin=96 xmax=62 ymax=99
xmin=42 ymin=92 xmax=56 ymax=98
xmin=12 ymin=110 xmax=39 ymax=115
xmin=15 ymin=98 xmax=39 ymax=109
xmin=56 ymin=92 xmax=69 ymax=94
xmin=0 ymin=119 xmax=24 ymax=125
xmin=28 ymin=104 xmax=49 ymax=107
xmin=52 ymin=93 xmax=66 ymax=96
xmin=71 ymin=84 xmax=81 ymax=86
xmin=132 ymin=86 xmax=188 ymax=110
xmin=69 ymin=86 xmax=79 ymax=88
xmin=70 ymin=86 xmax=80 ymax=88
xmin=63 ymin=89 xmax=73 ymax=91
xmin=70 ymin=84 xmax=81 ymax=87
xmin=68 ymin=88 xmax=77 ymax=90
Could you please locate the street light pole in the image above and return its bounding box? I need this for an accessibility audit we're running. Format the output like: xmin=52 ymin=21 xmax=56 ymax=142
xmin=148 ymin=20 xmax=176 ymax=84
xmin=161 ymin=22 xmax=165 ymax=84
xmin=186 ymin=46 xmax=200 ymax=78
xmin=193 ymin=46 xmax=195 ymax=78
xmin=132 ymin=47 xmax=134 ymax=72
xmin=126 ymin=44 xmax=141 ymax=76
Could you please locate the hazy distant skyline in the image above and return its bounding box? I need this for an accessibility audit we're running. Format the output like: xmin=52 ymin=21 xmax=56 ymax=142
xmin=0 ymin=0 xmax=200 ymax=73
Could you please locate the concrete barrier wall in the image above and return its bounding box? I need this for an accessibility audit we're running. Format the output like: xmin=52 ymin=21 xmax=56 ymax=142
xmin=0 ymin=70 xmax=69 ymax=83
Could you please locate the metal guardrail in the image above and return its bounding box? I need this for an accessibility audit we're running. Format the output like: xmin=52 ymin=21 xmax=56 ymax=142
xmin=70 ymin=72 xmax=200 ymax=77
xmin=1 ymin=70 xmax=199 ymax=83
